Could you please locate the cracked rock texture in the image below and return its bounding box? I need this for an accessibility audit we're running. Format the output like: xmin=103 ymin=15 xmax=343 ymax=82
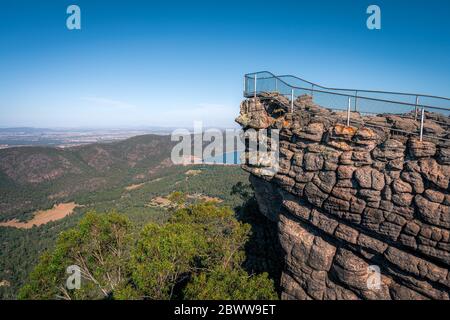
xmin=236 ymin=94 xmax=450 ymax=300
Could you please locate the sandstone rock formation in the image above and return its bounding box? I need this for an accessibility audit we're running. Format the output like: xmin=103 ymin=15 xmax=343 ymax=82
xmin=236 ymin=94 xmax=450 ymax=300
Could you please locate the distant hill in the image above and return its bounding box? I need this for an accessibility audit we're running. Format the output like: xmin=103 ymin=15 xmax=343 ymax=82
xmin=0 ymin=127 xmax=55 ymax=133
xmin=0 ymin=134 xmax=176 ymax=221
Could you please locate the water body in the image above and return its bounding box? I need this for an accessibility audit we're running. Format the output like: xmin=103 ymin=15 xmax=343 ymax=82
xmin=203 ymin=151 xmax=242 ymax=165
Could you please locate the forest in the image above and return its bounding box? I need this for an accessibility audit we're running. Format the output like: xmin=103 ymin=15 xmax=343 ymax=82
xmin=19 ymin=198 xmax=277 ymax=300
xmin=0 ymin=161 xmax=275 ymax=299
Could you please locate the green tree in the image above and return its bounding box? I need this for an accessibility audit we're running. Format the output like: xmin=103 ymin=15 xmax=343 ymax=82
xmin=129 ymin=222 xmax=207 ymax=299
xmin=184 ymin=266 xmax=278 ymax=300
xmin=19 ymin=202 xmax=278 ymax=300
xmin=19 ymin=211 xmax=132 ymax=300
xmin=169 ymin=202 xmax=250 ymax=270
xmin=167 ymin=191 xmax=187 ymax=207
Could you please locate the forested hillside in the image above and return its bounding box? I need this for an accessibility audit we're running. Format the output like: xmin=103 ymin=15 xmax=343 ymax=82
xmin=0 ymin=134 xmax=175 ymax=221
xmin=19 ymin=201 xmax=277 ymax=300
xmin=0 ymin=134 xmax=261 ymax=299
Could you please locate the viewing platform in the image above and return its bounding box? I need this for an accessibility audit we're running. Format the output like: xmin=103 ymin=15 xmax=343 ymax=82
xmin=244 ymin=71 xmax=450 ymax=142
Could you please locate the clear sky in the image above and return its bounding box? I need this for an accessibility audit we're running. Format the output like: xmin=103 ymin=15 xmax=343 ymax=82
xmin=0 ymin=0 xmax=449 ymax=128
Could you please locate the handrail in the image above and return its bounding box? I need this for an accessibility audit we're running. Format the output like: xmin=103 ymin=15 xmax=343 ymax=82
xmin=243 ymin=71 xmax=450 ymax=142
xmin=256 ymin=91 xmax=450 ymax=142
xmin=255 ymin=87 xmax=450 ymax=112
xmin=245 ymin=71 xmax=450 ymax=104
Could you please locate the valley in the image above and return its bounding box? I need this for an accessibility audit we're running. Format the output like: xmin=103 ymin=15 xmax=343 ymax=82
xmin=0 ymin=134 xmax=250 ymax=299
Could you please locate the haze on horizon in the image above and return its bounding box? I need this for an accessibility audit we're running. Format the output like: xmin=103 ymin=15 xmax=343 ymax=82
xmin=1 ymin=0 xmax=449 ymax=128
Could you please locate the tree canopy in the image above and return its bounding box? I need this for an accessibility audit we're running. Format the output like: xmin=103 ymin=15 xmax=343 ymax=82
xmin=19 ymin=197 xmax=277 ymax=300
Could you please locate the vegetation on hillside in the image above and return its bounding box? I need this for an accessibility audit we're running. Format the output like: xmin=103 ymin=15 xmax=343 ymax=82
xmin=0 ymin=165 xmax=251 ymax=299
xmin=18 ymin=199 xmax=277 ymax=300
xmin=0 ymin=134 xmax=175 ymax=221
xmin=0 ymin=134 xmax=269 ymax=300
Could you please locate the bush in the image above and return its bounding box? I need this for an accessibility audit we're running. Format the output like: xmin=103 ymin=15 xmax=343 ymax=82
xmin=19 ymin=200 xmax=277 ymax=300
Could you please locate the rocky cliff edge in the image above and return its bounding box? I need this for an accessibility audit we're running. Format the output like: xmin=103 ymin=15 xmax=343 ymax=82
xmin=236 ymin=93 xmax=450 ymax=300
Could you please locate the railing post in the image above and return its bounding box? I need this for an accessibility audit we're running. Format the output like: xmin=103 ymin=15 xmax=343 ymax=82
xmin=291 ymin=89 xmax=294 ymax=113
xmin=355 ymin=90 xmax=358 ymax=112
xmin=311 ymin=84 xmax=314 ymax=98
xmin=346 ymin=97 xmax=351 ymax=127
xmin=275 ymin=78 xmax=278 ymax=92
xmin=243 ymin=75 xmax=246 ymax=96
xmin=414 ymin=96 xmax=419 ymax=121
xmin=419 ymin=107 xmax=425 ymax=142
xmin=254 ymin=74 xmax=257 ymax=99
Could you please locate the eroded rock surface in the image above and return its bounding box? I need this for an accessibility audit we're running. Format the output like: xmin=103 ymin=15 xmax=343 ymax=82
xmin=237 ymin=94 xmax=450 ymax=300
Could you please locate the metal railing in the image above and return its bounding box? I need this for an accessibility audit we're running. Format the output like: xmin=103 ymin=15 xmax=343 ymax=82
xmin=244 ymin=71 xmax=450 ymax=142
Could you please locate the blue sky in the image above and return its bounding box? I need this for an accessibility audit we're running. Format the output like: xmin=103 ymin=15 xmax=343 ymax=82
xmin=0 ymin=0 xmax=449 ymax=128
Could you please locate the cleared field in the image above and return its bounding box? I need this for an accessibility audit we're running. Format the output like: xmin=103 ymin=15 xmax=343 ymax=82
xmin=148 ymin=193 xmax=222 ymax=208
xmin=185 ymin=169 xmax=202 ymax=176
xmin=125 ymin=183 xmax=146 ymax=191
xmin=0 ymin=202 xmax=79 ymax=229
